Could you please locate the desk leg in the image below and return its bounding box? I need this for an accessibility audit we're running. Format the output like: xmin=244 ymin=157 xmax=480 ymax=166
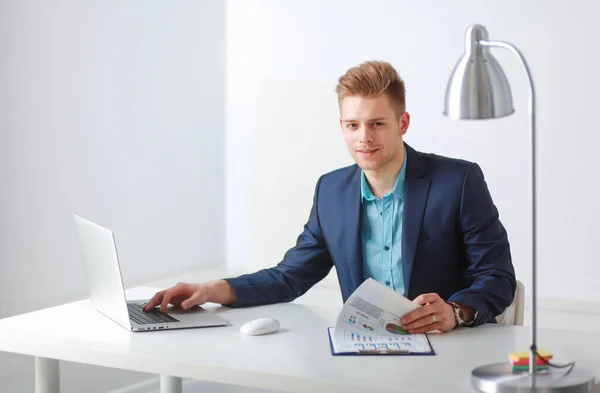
xmin=160 ymin=375 xmax=182 ymax=393
xmin=35 ymin=357 xmax=60 ymax=393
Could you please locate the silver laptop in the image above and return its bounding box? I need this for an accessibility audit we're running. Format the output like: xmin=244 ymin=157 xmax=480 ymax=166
xmin=73 ymin=214 xmax=228 ymax=332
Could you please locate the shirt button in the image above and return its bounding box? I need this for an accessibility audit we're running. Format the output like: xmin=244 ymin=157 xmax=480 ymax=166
xmin=385 ymin=281 xmax=391 ymax=286
xmin=384 ymin=246 xmax=390 ymax=251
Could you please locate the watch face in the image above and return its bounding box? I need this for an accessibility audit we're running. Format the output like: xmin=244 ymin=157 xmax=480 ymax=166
xmin=454 ymin=307 xmax=465 ymax=325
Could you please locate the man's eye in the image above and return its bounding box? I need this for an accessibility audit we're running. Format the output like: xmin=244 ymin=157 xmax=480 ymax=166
xmin=347 ymin=123 xmax=357 ymax=129
xmin=374 ymin=122 xmax=384 ymax=126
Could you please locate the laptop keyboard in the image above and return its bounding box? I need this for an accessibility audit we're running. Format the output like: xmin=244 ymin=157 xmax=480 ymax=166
xmin=127 ymin=303 xmax=180 ymax=325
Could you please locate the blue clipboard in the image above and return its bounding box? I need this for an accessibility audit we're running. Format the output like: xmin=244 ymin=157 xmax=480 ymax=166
xmin=327 ymin=327 xmax=436 ymax=356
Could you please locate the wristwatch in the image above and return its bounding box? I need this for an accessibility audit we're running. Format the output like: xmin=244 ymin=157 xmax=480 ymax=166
xmin=447 ymin=302 xmax=467 ymax=327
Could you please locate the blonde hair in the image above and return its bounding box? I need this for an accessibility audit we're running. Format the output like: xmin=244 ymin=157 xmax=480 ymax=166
xmin=335 ymin=60 xmax=406 ymax=117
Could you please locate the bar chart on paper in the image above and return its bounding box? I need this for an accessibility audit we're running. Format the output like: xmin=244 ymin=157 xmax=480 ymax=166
xmin=344 ymin=328 xmax=423 ymax=351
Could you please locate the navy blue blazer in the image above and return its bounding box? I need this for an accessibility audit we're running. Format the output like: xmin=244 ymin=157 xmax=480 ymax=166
xmin=226 ymin=143 xmax=516 ymax=326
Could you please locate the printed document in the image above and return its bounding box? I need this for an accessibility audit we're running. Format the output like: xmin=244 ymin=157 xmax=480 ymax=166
xmin=328 ymin=278 xmax=434 ymax=355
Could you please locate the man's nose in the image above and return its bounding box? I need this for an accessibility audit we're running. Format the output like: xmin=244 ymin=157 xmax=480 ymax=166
xmin=359 ymin=126 xmax=373 ymax=143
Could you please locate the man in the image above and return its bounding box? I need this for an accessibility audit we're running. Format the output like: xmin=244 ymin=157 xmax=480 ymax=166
xmin=144 ymin=60 xmax=516 ymax=333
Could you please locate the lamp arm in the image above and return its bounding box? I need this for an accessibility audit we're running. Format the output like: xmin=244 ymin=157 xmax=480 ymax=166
xmin=480 ymin=39 xmax=538 ymax=375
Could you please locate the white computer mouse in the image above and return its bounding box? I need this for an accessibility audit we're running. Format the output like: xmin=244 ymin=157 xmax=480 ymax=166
xmin=240 ymin=318 xmax=280 ymax=336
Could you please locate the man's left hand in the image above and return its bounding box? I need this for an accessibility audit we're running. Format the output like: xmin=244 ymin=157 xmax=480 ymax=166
xmin=400 ymin=293 xmax=456 ymax=334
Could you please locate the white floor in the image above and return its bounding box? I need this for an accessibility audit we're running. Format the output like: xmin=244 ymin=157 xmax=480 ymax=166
xmin=2 ymin=265 xmax=600 ymax=393
xmin=1 ymin=351 xmax=156 ymax=393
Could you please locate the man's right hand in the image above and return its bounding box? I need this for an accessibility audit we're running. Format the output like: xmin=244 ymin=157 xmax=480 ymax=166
xmin=143 ymin=280 xmax=237 ymax=313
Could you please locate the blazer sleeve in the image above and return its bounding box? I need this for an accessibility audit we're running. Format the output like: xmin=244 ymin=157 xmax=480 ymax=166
xmin=447 ymin=163 xmax=517 ymax=326
xmin=223 ymin=176 xmax=334 ymax=307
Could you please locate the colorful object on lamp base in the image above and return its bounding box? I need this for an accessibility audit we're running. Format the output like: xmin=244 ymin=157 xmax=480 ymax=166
xmin=508 ymin=349 xmax=553 ymax=373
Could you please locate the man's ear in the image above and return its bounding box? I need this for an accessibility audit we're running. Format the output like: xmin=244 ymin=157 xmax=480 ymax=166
xmin=400 ymin=112 xmax=411 ymax=136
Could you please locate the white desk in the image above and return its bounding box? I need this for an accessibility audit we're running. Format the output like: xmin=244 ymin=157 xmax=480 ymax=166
xmin=0 ymin=287 xmax=599 ymax=393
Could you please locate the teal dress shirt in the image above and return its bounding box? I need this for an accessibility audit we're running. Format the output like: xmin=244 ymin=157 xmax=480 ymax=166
xmin=360 ymin=148 xmax=407 ymax=295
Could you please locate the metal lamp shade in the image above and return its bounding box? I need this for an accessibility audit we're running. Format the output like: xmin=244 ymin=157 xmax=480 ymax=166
xmin=444 ymin=25 xmax=515 ymax=120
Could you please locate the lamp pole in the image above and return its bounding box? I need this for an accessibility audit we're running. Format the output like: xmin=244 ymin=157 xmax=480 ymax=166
xmin=478 ymin=38 xmax=538 ymax=376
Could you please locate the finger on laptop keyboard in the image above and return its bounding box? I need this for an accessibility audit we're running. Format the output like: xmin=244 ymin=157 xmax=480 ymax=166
xmin=160 ymin=289 xmax=176 ymax=313
xmin=144 ymin=290 xmax=166 ymax=311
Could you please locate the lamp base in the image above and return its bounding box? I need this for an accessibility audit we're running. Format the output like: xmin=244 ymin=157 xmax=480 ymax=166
xmin=472 ymin=362 xmax=596 ymax=393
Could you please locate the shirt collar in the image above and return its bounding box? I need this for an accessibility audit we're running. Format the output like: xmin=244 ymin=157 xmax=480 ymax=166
xmin=360 ymin=147 xmax=407 ymax=201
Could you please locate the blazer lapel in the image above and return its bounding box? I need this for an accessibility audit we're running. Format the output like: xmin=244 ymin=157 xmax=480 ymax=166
xmin=343 ymin=167 xmax=363 ymax=291
xmin=401 ymin=144 xmax=431 ymax=294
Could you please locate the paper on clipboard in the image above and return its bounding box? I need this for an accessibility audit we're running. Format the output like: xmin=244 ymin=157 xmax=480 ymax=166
xmin=328 ymin=278 xmax=435 ymax=356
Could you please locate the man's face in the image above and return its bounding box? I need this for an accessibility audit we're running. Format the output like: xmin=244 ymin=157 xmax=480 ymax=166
xmin=339 ymin=94 xmax=409 ymax=172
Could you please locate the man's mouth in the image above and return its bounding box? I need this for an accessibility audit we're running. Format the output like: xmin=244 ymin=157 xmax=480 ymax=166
xmin=357 ymin=148 xmax=379 ymax=155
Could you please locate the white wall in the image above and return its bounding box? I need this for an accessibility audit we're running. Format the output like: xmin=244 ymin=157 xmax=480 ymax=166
xmin=0 ymin=0 xmax=225 ymax=316
xmin=225 ymin=0 xmax=600 ymax=303
xmin=1 ymin=1 xmax=225 ymax=392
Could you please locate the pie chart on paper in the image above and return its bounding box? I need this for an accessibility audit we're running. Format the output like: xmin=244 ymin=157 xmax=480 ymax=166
xmin=385 ymin=323 xmax=410 ymax=335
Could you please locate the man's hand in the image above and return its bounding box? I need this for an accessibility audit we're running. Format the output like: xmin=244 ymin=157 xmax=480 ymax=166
xmin=143 ymin=280 xmax=237 ymax=313
xmin=400 ymin=293 xmax=456 ymax=334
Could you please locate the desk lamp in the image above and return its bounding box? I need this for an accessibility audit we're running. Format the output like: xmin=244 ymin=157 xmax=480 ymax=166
xmin=443 ymin=24 xmax=595 ymax=393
